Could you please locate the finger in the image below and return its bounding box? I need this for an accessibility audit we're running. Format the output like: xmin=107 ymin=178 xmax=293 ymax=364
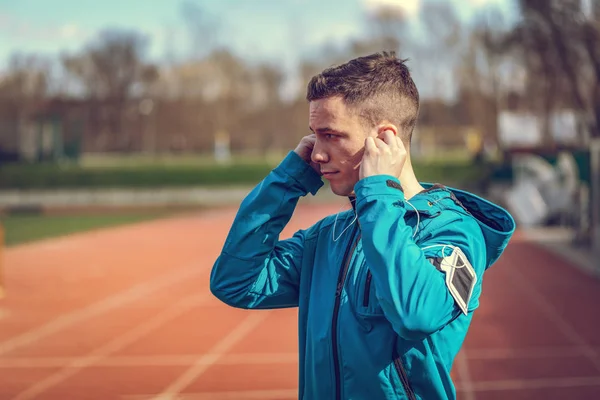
xmin=381 ymin=130 xmax=397 ymax=148
xmin=373 ymin=137 xmax=388 ymax=151
xmin=364 ymin=137 xmax=377 ymax=153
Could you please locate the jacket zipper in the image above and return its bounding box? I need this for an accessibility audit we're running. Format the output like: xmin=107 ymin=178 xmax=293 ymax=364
xmin=332 ymin=224 xmax=360 ymax=400
xmin=392 ymin=342 xmax=417 ymax=400
xmin=363 ymin=270 xmax=372 ymax=307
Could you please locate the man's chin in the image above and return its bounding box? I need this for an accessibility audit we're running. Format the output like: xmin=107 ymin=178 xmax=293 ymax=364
xmin=329 ymin=183 xmax=354 ymax=197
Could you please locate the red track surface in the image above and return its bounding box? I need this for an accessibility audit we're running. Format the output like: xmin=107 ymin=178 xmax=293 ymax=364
xmin=1 ymin=205 xmax=599 ymax=399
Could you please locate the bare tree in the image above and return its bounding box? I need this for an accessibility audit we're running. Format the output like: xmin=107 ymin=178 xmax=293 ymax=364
xmin=364 ymin=5 xmax=406 ymax=52
xmin=253 ymin=63 xmax=284 ymax=153
xmin=0 ymin=53 xmax=49 ymax=100
xmin=61 ymin=28 xmax=158 ymax=150
xmin=498 ymin=0 xmax=600 ymax=142
xmin=180 ymin=1 xmax=219 ymax=60
xmin=453 ymin=6 xmax=509 ymax=148
xmin=0 ymin=53 xmax=50 ymax=158
xmin=418 ymin=1 xmax=463 ymax=100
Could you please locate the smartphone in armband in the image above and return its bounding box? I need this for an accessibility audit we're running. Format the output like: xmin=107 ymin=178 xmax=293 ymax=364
xmin=439 ymin=247 xmax=477 ymax=315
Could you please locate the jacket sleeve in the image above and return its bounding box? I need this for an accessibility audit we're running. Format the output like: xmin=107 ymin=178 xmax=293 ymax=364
xmin=354 ymin=175 xmax=486 ymax=341
xmin=210 ymin=151 xmax=324 ymax=310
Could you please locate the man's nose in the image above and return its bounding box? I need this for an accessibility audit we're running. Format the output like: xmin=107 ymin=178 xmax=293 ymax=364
xmin=311 ymin=141 xmax=329 ymax=164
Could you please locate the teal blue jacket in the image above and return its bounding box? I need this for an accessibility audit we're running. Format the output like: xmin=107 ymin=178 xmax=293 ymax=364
xmin=211 ymin=151 xmax=515 ymax=399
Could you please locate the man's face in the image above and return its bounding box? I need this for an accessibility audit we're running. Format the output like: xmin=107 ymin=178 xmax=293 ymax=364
xmin=309 ymin=96 xmax=371 ymax=197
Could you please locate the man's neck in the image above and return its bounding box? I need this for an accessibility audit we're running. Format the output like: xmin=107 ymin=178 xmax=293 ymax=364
xmin=399 ymin=157 xmax=424 ymax=200
xmin=348 ymin=156 xmax=423 ymax=202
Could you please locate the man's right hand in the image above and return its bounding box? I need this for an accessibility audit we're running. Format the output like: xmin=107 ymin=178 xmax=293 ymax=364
xmin=294 ymin=134 xmax=321 ymax=175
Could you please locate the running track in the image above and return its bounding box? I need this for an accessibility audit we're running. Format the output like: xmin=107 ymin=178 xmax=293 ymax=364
xmin=1 ymin=203 xmax=600 ymax=399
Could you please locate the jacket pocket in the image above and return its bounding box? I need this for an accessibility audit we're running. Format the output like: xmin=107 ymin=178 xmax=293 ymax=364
xmin=363 ymin=270 xmax=372 ymax=307
xmin=356 ymin=267 xmax=384 ymax=318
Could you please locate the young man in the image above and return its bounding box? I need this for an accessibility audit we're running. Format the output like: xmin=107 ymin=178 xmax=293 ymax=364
xmin=210 ymin=52 xmax=515 ymax=400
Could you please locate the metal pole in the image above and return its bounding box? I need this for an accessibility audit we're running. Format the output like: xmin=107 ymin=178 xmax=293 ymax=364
xmin=591 ymin=139 xmax=600 ymax=257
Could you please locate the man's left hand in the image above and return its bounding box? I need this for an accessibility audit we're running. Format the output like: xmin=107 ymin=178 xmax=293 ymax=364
xmin=359 ymin=130 xmax=407 ymax=180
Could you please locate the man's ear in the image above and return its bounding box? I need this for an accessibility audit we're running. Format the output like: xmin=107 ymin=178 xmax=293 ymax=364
xmin=376 ymin=124 xmax=399 ymax=138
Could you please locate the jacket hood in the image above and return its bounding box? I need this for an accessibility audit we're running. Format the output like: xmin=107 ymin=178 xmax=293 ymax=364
xmin=416 ymin=183 xmax=516 ymax=269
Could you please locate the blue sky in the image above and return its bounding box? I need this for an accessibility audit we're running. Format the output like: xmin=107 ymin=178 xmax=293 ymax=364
xmin=1 ymin=0 xmax=360 ymax=64
xmin=0 ymin=0 xmax=515 ymax=62
xmin=0 ymin=0 xmax=515 ymax=98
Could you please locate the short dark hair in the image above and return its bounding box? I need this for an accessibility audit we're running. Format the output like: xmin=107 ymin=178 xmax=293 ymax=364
xmin=306 ymin=51 xmax=420 ymax=143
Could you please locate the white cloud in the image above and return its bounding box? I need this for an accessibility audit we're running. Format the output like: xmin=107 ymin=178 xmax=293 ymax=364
xmin=59 ymin=24 xmax=81 ymax=39
xmin=0 ymin=15 xmax=90 ymax=44
xmin=362 ymin=0 xmax=421 ymax=17
xmin=463 ymin=0 xmax=502 ymax=7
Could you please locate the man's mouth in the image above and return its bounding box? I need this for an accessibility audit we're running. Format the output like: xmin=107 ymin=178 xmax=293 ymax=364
xmin=321 ymin=171 xmax=339 ymax=178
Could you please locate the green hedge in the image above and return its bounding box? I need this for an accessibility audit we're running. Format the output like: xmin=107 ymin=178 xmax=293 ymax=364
xmin=0 ymin=160 xmax=491 ymax=189
xmin=0 ymin=162 xmax=273 ymax=189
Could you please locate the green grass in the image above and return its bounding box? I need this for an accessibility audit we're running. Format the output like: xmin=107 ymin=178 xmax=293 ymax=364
xmin=0 ymin=161 xmax=276 ymax=189
xmin=0 ymin=158 xmax=492 ymax=189
xmin=78 ymin=152 xmax=288 ymax=168
xmin=0 ymin=212 xmax=175 ymax=247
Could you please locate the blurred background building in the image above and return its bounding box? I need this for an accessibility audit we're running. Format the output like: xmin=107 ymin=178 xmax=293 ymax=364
xmin=0 ymin=0 xmax=599 ymax=254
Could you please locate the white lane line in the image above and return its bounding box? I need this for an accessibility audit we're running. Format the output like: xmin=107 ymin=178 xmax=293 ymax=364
xmin=458 ymin=376 xmax=600 ymax=392
xmin=128 ymin=375 xmax=600 ymax=399
xmin=12 ymin=293 xmax=211 ymax=400
xmin=456 ymin=350 xmax=476 ymax=400
xmin=466 ymin=346 xmax=595 ymax=360
xmin=154 ymin=312 xmax=270 ymax=400
xmin=0 ymin=262 xmax=203 ymax=357
xmin=0 ymin=353 xmax=298 ymax=368
xmin=123 ymin=389 xmax=298 ymax=400
xmin=508 ymin=262 xmax=600 ymax=373
xmin=3 ymin=346 xmax=599 ymax=369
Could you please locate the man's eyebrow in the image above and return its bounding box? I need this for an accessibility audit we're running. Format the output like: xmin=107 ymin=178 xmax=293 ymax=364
xmin=309 ymin=126 xmax=345 ymax=135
